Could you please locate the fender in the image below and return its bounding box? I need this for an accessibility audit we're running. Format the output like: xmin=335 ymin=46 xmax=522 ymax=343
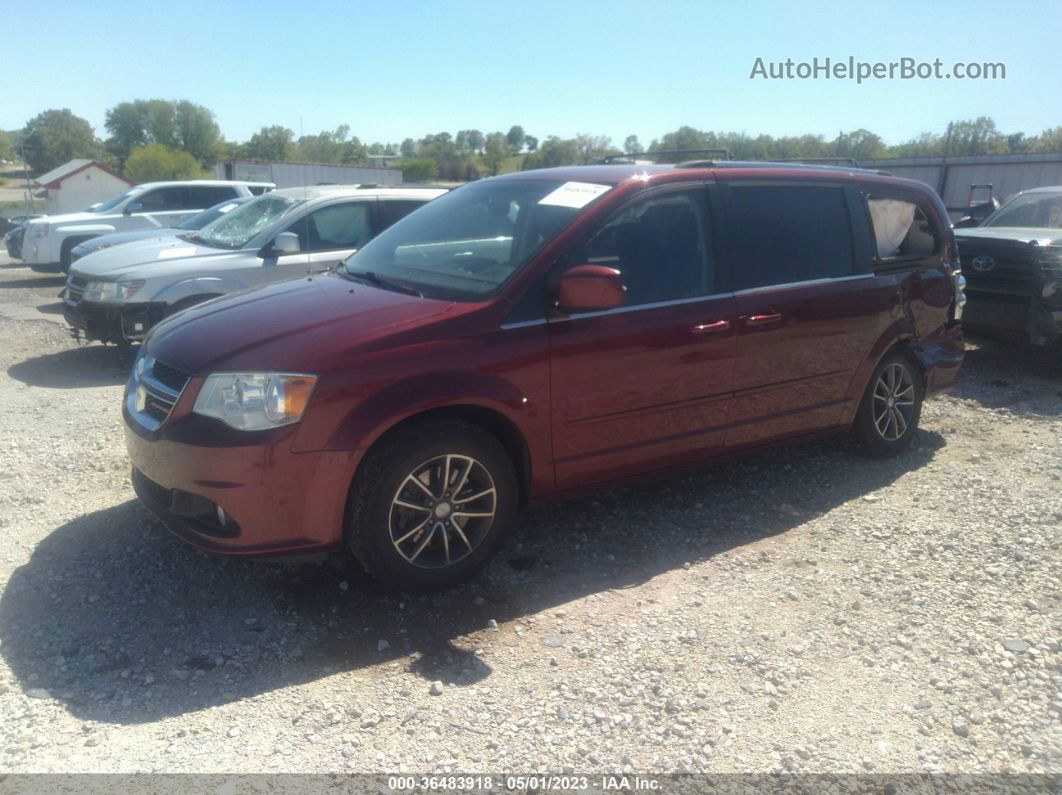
xmin=840 ymin=315 xmax=915 ymax=425
xmin=317 ymin=370 xmax=532 ymax=453
xmin=53 ymin=223 xmax=119 ymax=238
xmin=150 ymin=275 xmax=247 ymax=305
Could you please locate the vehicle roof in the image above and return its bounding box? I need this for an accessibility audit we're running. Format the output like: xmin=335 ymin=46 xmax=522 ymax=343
xmin=495 ymin=163 xmax=937 ymax=197
xmin=269 ymin=185 xmax=448 ymax=200
xmin=133 ymin=179 xmax=275 ymax=189
xmin=1020 ymin=185 xmax=1062 ymax=194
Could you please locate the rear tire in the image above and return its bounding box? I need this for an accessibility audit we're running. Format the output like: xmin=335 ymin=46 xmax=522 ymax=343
xmin=345 ymin=421 xmax=518 ymax=592
xmin=855 ymin=349 xmax=923 ymax=457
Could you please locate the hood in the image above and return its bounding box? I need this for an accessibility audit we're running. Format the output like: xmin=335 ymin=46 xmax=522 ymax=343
xmin=27 ymin=211 xmax=102 ymax=227
xmin=77 ymin=227 xmax=182 ymax=251
xmin=71 ymin=237 xmax=239 ymax=277
xmin=955 ymin=227 xmax=1062 ymax=246
xmin=146 ymin=273 xmax=458 ymax=374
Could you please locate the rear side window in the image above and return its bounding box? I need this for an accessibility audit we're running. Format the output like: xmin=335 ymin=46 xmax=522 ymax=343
xmin=186 ymin=186 xmax=237 ymax=209
xmin=289 ymin=202 xmax=372 ymax=252
xmin=378 ymin=199 xmax=427 ymax=231
xmin=866 ymin=196 xmax=938 ymax=258
xmin=728 ymin=184 xmax=854 ymax=289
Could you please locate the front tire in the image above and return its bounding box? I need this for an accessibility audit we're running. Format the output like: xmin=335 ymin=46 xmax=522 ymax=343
xmin=345 ymin=421 xmax=518 ymax=591
xmin=855 ymin=349 xmax=923 ymax=457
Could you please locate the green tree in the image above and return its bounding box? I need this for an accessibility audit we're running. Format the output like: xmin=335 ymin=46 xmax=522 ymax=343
xmin=0 ymin=130 xmax=15 ymax=161
xmin=944 ymin=117 xmax=1007 ymax=155
xmin=400 ymin=138 xmax=417 ymax=158
xmin=482 ymin=132 xmax=513 ymax=175
xmin=623 ymin=135 xmax=643 ymax=154
xmin=104 ymin=99 xmax=221 ymax=167
xmin=506 ymin=125 xmax=526 ymax=151
xmin=244 ymin=125 xmax=296 ymax=160
xmin=524 ymin=135 xmax=538 ymax=152
xmin=296 ymin=125 xmax=367 ymax=163
xmin=124 ymin=143 xmax=204 ymax=183
xmin=1032 ymin=127 xmax=1062 ymax=152
xmin=456 ymin=129 xmax=484 ymax=155
xmin=522 ymin=136 xmax=580 ymax=169
xmin=396 ymin=158 xmax=438 ymax=181
xmin=831 ymin=129 xmax=885 ymax=160
xmin=21 ymin=109 xmax=105 ymax=174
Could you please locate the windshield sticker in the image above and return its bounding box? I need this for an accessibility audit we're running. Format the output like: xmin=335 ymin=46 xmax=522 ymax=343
xmin=158 ymin=247 xmax=197 ymax=259
xmin=538 ymin=182 xmax=612 ymax=209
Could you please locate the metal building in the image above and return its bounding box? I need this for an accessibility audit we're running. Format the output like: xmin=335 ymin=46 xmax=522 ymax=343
xmin=214 ymin=159 xmax=402 ymax=188
xmin=856 ymin=152 xmax=1062 ymax=220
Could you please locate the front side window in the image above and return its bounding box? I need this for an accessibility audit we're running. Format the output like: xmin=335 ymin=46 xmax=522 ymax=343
xmin=343 ymin=178 xmax=608 ymax=300
xmin=572 ymin=190 xmax=712 ymax=306
xmin=728 ymin=184 xmax=854 ymax=289
xmin=136 ymin=187 xmax=186 ymax=213
xmin=91 ymin=188 xmax=141 ymax=214
xmin=867 ymin=196 xmax=938 ymax=258
xmin=288 ymin=202 xmax=372 ymax=252
xmin=192 ymin=194 xmax=304 ymax=249
xmin=984 ymin=190 xmax=1062 ymax=229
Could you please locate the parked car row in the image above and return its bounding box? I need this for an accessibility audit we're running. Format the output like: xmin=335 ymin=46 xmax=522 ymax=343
xmin=15 ymin=180 xmax=274 ymax=272
xmin=62 ymin=185 xmax=446 ymax=345
xmin=107 ymin=161 xmax=967 ymax=591
xmin=953 ymin=186 xmax=1062 ymax=348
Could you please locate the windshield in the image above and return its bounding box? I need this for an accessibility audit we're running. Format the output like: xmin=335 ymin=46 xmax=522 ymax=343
xmin=193 ymin=194 xmax=303 ymax=249
xmin=177 ymin=198 xmax=247 ymax=231
xmin=342 ymin=178 xmax=608 ymax=300
xmin=985 ymin=190 xmax=1062 ymax=229
xmin=89 ymin=188 xmax=142 ymax=214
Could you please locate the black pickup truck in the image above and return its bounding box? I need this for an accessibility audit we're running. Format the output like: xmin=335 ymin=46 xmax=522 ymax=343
xmin=955 ymin=186 xmax=1062 ymax=348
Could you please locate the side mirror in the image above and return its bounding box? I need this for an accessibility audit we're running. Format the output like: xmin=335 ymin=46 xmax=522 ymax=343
xmin=124 ymin=201 xmax=144 ymax=215
xmin=268 ymin=231 xmax=301 ymax=256
xmin=556 ymin=264 xmax=625 ymax=313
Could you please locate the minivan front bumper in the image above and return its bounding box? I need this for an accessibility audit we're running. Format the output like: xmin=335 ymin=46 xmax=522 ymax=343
xmin=124 ymin=402 xmax=357 ymax=556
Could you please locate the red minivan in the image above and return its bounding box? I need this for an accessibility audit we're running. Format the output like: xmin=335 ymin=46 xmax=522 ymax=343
xmin=124 ymin=163 xmax=966 ymax=590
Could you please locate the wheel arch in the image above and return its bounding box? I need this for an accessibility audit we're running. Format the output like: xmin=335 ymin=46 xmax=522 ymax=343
xmin=842 ymin=321 xmax=926 ymax=425
xmin=350 ymin=402 xmax=533 ymax=509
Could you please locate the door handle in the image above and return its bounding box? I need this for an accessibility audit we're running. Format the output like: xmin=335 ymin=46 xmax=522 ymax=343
xmin=745 ymin=311 xmax=783 ymax=326
xmin=692 ymin=320 xmax=730 ymax=334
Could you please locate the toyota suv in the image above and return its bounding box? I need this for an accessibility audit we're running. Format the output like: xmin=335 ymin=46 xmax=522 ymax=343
xmin=64 ymin=186 xmax=446 ymax=346
xmin=19 ymin=179 xmax=274 ymax=271
xmin=954 ymin=186 xmax=1062 ymax=348
xmin=124 ymin=163 xmax=965 ymax=591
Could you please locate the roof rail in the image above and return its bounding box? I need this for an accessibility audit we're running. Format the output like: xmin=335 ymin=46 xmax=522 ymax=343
xmin=601 ymin=148 xmax=733 ymax=164
xmin=676 ymin=159 xmax=889 ymax=176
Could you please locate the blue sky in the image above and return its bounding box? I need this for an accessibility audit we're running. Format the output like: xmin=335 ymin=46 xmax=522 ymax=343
xmin=6 ymin=0 xmax=1060 ymax=147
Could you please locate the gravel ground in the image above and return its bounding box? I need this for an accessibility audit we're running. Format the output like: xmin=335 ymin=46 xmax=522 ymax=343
xmin=0 ymin=250 xmax=1059 ymax=777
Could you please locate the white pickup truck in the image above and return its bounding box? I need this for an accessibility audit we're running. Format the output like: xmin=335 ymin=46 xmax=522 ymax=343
xmin=19 ymin=179 xmax=274 ymax=271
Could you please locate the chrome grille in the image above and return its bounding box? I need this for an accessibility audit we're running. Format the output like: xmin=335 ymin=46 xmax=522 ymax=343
xmin=127 ymin=355 xmax=190 ymax=430
xmin=66 ymin=274 xmax=86 ymax=302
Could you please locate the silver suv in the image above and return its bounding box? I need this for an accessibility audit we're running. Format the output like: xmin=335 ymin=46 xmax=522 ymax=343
xmin=63 ymin=185 xmax=447 ymax=345
xmin=20 ymin=180 xmax=274 ymax=271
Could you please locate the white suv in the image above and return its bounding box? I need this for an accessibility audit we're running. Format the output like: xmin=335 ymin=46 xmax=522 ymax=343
xmin=19 ymin=180 xmax=274 ymax=271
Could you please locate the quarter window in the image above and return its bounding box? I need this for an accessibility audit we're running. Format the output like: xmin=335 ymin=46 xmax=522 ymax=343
xmin=289 ymin=202 xmax=372 ymax=252
xmin=728 ymin=184 xmax=854 ymax=289
xmin=578 ymin=191 xmax=712 ymax=306
xmin=866 ymin=196 xmax=938 ymax=258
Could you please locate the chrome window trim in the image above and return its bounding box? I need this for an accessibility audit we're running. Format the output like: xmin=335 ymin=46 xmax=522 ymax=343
xmin=733 ymin=273 xmax=874 ymax=296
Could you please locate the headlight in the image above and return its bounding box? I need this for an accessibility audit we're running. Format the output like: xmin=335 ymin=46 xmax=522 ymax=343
xmin=83 ymin=280 xmax=144 ymax=303
xmin=193 ymin=372 xmax=317 ymax=430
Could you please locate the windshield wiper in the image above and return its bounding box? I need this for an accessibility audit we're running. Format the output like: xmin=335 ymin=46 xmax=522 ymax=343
xmin=344 ymin=269 xmax=422 ymax=297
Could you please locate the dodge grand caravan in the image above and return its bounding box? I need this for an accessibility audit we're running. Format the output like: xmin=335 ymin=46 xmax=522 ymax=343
xmin=124 ymin=163 xmax=966 ymax=591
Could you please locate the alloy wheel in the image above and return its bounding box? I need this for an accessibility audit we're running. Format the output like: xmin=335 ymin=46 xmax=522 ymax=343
xmin=872 ymin=362 xmax=915 ymax=441
xmin=388 ymin=454 xmax=497 ymax=569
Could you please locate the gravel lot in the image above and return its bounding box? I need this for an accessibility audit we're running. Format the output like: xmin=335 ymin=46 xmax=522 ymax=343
xmin=0 ymin=250 xmax=1059 ymax=777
